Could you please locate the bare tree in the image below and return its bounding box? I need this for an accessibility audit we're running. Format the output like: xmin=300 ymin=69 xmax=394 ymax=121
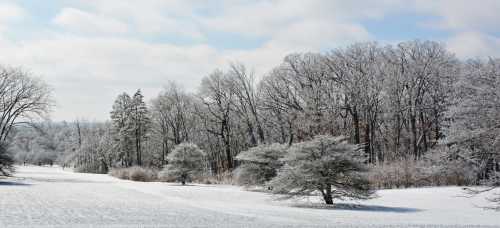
xmin=198 ymin=70 xmax=236 ymax=171
xmin=151 ymin=82 xmax=196 ymax=165
xmin=0 ymin=66 xmax=52 ymax=175
xmin=0 ymin=67 xmax=52 ymax=142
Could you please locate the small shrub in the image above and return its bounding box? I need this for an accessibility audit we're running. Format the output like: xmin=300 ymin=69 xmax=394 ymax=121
xmin=129 ymin=166 xmax=157 ymax=182
xmin=110 ymin=166 xmax=158 ymax=182
xmin=193 ymin=172 xmax=234 ymax=185
xmin=158 ymin=169 xmax=177 ymax=182
xmin=367 ymin=156 xmax=477 ymax=189
xmin=110 ymin=168 xmax=130 ymax=180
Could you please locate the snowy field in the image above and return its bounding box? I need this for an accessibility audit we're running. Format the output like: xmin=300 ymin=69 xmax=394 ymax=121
xmin=0 ymin=166 xmax=499 ymax=228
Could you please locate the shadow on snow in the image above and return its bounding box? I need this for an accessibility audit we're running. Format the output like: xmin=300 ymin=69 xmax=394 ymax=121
xmin=0 ymin=181 xmax=32 ymax=186
xmin=292 ymin=203 xmax=422 ymax=213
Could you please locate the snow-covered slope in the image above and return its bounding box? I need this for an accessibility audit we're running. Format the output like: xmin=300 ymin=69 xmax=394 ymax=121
xmin=0 ymin=166 xmax=498 ymax=227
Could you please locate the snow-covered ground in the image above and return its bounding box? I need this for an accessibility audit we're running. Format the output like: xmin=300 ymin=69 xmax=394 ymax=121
xmin=0 ymin=166 xmax=499 ymax=228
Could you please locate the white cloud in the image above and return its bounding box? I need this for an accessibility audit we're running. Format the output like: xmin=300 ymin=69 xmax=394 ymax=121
xmin=76 ymin=0 xmax=205 ymax=40
xmin=53 ymin=8 xmax=129 ymax=34
xmin=199 ymin=0 xmax=376 ymax=78
xmin=1 ymin=0 xmax=499 ymax=121
xmin=202 ymin=0 xmax=404 ymax=38
xmin=0 ymin=2 xmax=25 ymax=32
xmin=0 ymin=35 xmax=222 ymax=120
xmin=222 ymin=19 xmax=371 ymax=78
xmin=411 ymin=1 xmax=500 ymax=59
xmin=416 ymin=0 xmax=500 ymax=33
xmin=447 ymin=32 xmax=500 ymax=59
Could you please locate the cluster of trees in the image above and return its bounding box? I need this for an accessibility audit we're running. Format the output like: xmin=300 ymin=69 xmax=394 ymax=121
xmin=0 ymin=66 xmax=52 ymax=176
xmin=5 ymin=40 xmax=499 ymax=204
xmin=110 ymin=90 xmax=150 ymax=168
xmin=236 ymin=135 xmax=373 ymax=204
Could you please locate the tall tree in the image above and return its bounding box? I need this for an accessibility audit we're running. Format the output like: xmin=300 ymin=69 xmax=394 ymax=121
xmin=110 ymin=92 xmax=133 ymax=167
xmin=0 ymin=66 xmax=52 ymax=175
xmin=0 ymin=67 xmax=52 ymax=142
xmin=130 ymin=89 xmax=150 ymax=166
xmin=151 ymin=83 xmax=196 ymax=165
xmin=198 ymin=70 xmax=236 ymax=171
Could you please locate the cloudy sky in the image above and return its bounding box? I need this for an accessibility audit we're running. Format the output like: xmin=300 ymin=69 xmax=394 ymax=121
xmin=0 ymin=0 xmax=499 ymax=121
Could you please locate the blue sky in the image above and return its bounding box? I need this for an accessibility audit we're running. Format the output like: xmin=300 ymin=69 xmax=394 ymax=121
xmin=0 ymin=0 xmax=499 ymax=121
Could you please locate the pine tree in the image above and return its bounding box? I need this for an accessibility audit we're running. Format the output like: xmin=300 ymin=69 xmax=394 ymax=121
xmin=269 ymin=135 xmax=373 ymax=205
xmin=130 ymin=89 xmax=150 ymax=166
xmin=163 ymin=143 xmax=205 ymax=185
xmin=110 ymin=92 xmax=133 ymax=167
xmin=234 ymin=143 xmax=287 ymax=186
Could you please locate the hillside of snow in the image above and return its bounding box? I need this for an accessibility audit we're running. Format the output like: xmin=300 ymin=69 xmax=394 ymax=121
xmin=0 ymin=166 xmax=499 ymax=227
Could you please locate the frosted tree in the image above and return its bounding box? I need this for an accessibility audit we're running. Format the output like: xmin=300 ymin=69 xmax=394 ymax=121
xmin=446 ymin=59 xmax=500 ymax=209
xmin=234 ymin=143 xmax=287 ymax=186
xmin=130 ymin=89 xmax=150 ymax=166
xmin=227 ymin=63 xmax=265 ymax=145
xmin=269 ymin=135 xmax=373 ymax=205
xmin=446 ymin=59 xmax=500 ymax=179
xmin=150 ymin=82 xmax=197 ymax=166
xmin=164 ymin=143 xmax=205 ymax=185
xmin=0 ymin=67 xmax=52 ymax=174
xmin=110 ymin=92 xmax=134 ymax=166
xmin=198 ymin=70 xmax=236 ymax=171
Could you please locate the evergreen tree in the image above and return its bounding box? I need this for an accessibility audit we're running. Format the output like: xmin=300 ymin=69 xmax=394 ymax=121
xmin=269 ymin=135 xmax=373 ymax=205
xmin=130 ymin=89 xmax=150 ymax=166
xmin=234 ymin=143 xmax=287 ymax=186
xmin=163 ymin=143 xmax=205 ymax=185
xmin=110 ymin=92 xmax=133 ymax=167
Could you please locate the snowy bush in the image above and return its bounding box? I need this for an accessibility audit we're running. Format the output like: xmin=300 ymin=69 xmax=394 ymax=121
xmin=163 ymin=143 xmax=205 ymax=185
xmin=158 ymin=169 xmax=176 ymax=182
xmin=110 ymin=168 xmax=129 ymax=180
xmin=234 ymin=143 xmax=287 ymax=186
xmin=269 ymin=135 xmax=373 ymax=205
xmin=368 ymin=148 xmax=478 ymax=189
xmin=128 ymin=166 xmax=157 ymax=181
xmin=110 ymin=166 xmax=158 ymax=182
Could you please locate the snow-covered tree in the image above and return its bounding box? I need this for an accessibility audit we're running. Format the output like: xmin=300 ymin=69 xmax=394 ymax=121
xmin=0 ymin=67 xmax=52 ymax=173
xmin=164 ymin=143 xmax=205 ymax=185
xmin=234 ymin=143 xmax=287 ymax=186
xmin=445 ymin=59 xmax=500 ymax=209
xmin=130 ymin=89 xmax=150 ymax=166
xmin=269 ymin=135 xmax=373 ymax=204
xmin=445 ymin=59 xmax=500 ymax=180
xmin=110 ymin=92 xmax=134 ymax=166
xmin=150 ymin=82 xmax=197 ymax=166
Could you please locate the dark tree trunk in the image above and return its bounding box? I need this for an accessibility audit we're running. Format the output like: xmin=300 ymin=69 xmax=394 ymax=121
xmin=364 ymin=121 xmax=372 ymax=163
xmin=322 ymin=184 xmax=334 ymax=205
xmin=410 ymin=113 xmax=418 ymax=159
xmin=352 ymin=108 xmax=360 ymax=144
xmin=419 ymin=112 xmax=428 ymax=152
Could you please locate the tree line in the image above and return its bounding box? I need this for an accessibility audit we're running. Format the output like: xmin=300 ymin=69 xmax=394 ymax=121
xmin=5 ymin=40 xmax=500 ymax=190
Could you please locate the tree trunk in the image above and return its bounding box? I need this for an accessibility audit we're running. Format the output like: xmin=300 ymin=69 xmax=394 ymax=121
xmin=364 ymin=121 xmax=372 ymax=163
xmin=352 ymin=108 xmax=360 ymax=144
xmin=410 ymin=113 xmax=418 ymax=159
xmin=322 ymin=184 xmax=334 ymax=205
